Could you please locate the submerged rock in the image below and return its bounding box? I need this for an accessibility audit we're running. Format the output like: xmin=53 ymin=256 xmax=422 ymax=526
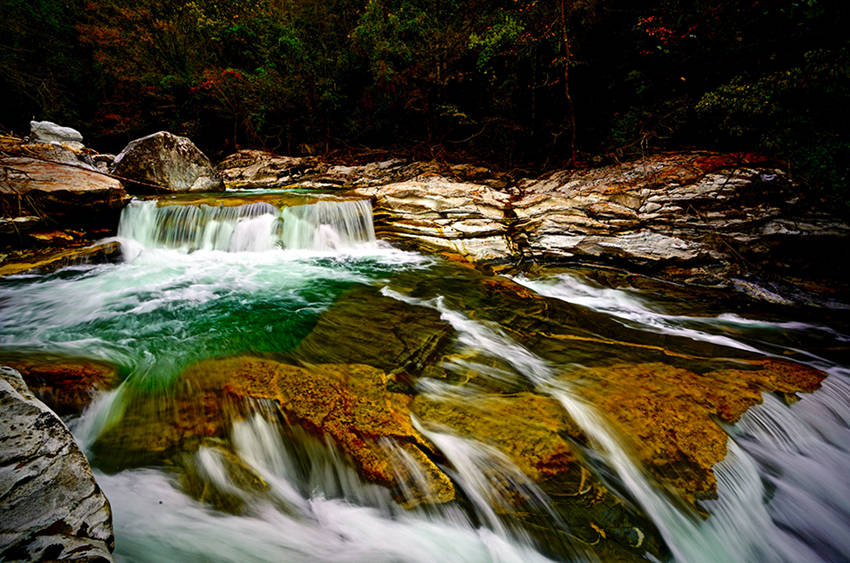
xmin=413 ymin=392 xmax=664 ymax=558
xmin=293 ymin=285 xmax=453 ymax=385
xmin=0 ymin=366 xmax=114 ymax=561
xmin=29 ymin=120 xmax=84 ymax=150
xmin=112 ymin=131 xmax=224 ymax=193
xmin=94 ymin=358 xmax=455 ymax=506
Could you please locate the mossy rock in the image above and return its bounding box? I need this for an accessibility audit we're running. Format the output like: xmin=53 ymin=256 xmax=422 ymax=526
xmin=413 ymin=392 xmax=665 ymax=559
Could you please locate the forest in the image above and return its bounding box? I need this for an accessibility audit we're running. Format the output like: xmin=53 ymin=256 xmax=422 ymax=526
xmin=2 ymin=0 xmax=849 ymax=206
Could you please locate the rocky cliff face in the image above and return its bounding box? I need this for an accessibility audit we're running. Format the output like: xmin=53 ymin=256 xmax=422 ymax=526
xmin=0 ymin=366 xmax=114 ymax=562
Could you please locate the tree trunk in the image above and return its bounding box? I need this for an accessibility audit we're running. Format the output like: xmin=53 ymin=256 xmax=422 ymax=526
xmin=559 ymin=0 xmax=577 ymax=167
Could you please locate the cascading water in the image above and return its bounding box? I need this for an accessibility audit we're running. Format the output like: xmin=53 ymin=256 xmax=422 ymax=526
xmin=379 ymin=281 xmax=850 ymax=563
xmin=118 ymin=198 xmax=377 ymax=253
xmin=1 ymin=194 xmax=848 ymax=562
xmin=280 ymin=199 xmax=376 ymax=251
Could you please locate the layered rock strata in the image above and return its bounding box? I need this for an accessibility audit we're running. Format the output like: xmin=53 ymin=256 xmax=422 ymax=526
xmin=0 ymin=366 xmax=114 ymax=562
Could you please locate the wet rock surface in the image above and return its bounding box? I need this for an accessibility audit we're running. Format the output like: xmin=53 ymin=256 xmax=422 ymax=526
xmin=0 ymin=240 xmax=122 ymax=277
xmin=93 ymin=358 xmax=455 ymax=506
xmin=292 ymin=285 xmax=454 ymax=384
xmin=0 ymin=366 xmax=114 ymax=562
xmin=571 ymin=360 xmax=826 ymax=499
xmin=112 ymin=131 xmax=224 ymax=193
xmin=2 ymin=358 xmax=120 ymax=414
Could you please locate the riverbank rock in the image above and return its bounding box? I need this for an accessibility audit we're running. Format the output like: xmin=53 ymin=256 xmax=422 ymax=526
xmin=0 ymin=366 xmax=114 ymax=561
xmin=0 ymin=155 xmax=128 ymax=247
xmin=354 ymin=176 xmax=515 ymax=263
xmin=351 ymin=153 xmax=847 ymax=280
xmin=0 ymin=240 xmax=122 ymax=277
xmin=93 ymin=358 xmax=455 ymax=507
xmin=217 ymin=150 xmax=319 ymax=188
xmin=112 ymin=131 xmax=224 ymax=193
xmin=513 ymin=153 xmax=849 ymax=280
xmin=29 ymin=120 xmax=85 ymax=150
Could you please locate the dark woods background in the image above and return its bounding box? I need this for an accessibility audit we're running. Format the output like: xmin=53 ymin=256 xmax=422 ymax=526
xmin=2 ymin=0 xmax=848 ymax=203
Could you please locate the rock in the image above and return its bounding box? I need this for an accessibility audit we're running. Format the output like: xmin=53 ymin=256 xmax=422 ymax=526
xmin=29 ymin=120 xmax=84 ymax=150
xmin=571 ymin=360 xmax=825 ymax=499
xmin=413 ymin=391 xmax=663 ymax=558
xmin=340 ymin=152 xmax=849 ymax=294
xmin=513 ymin=154 xmax=849 ymax=283
xmin=112 ymin=131 xmax=224 ymax=193
xmin=93 ymin=358 xmax=455 ymax=507
xmin=0 ymin=240 xmax=123 ymax=277
xmin=3 ymin=358 xmax=120 ymax=415
xmin=0 ymin=366 xmax=114 ymax=561
xmin=293 ymin=285 xmax=453 ymax=384
xmin=92 ymin=154 xmax=115 ymax=174
xmin=0 ymin=155 xmax=127 ymax=233
xmin=414 ymin=393 xmax=582 ymax=482
xmin=352 ymin=176 xmax=514 ymax=263
xmin=217 ymin=150 xmax=319 ymax=188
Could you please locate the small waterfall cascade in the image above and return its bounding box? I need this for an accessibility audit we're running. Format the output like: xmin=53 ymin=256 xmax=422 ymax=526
xmin=379 ymin=286 xmax=837 ymax=563
xmin=280 ymin=199 xmax=376 ymax=250
xmin=117 ymin=198 xmax=376 ymax=252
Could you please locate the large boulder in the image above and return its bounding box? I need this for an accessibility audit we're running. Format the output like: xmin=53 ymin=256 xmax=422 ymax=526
xmin=0 ymin=366 xmax=114 ymax=561
xmin=112 ymin=131 xmax=224 ymax=193
xmin=29 ymin=120 xmax=84 ymax=150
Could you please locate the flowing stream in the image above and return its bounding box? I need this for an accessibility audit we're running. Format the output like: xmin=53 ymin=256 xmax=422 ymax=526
xmin=1 ymin=195 xmax=848 ymax=562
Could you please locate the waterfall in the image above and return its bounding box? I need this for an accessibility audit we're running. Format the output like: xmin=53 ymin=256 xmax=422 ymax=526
xmin=117 ymin=199 xmax=376 ymax=253
xmin=280 ymin=200 xmax=376 ymax=250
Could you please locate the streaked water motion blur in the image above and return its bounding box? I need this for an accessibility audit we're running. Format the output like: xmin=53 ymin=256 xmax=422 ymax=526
xmin=1 ymin=194 xmax=848 ymax=562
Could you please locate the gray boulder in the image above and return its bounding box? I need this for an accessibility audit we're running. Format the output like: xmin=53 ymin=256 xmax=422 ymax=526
xmin=29 ymin=120 xmax=85 ymax=150
xmin=0 ymin=366 xmax=114 ymax=562
xmin=112 ymin=131 xmax=224 ymax=193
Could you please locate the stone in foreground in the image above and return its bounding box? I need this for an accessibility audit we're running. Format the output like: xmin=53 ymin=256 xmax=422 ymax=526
xmin=0 ymin=366 xmax=114 ymax=562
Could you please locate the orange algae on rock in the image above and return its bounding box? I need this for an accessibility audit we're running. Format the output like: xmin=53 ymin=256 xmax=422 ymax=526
xmin=572 ymin=360 xmax=826 ymax=498
xmin=96 ymin=357 xmax=455 ymax=506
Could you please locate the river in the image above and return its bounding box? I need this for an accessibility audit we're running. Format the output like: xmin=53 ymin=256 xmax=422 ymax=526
xmin=1 ymin=194 xmax=848 ymax=562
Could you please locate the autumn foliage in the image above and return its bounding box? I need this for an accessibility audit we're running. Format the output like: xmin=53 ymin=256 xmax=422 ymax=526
xmin=1 ymin=0 xmax=848 ymax=205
